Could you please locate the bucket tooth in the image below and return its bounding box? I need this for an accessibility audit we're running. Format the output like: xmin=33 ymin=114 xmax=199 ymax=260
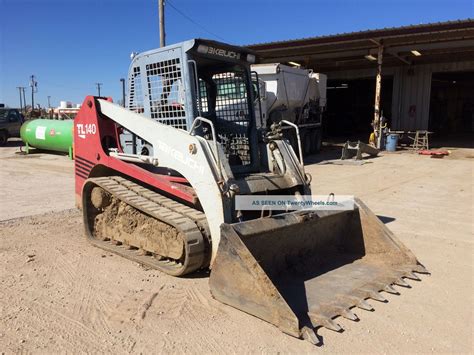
xmin=339 ymin=308 xmax=358 ymax=321
xmin=323 ymin=319 xmax=343 ymax=332
xmin=413 ymin=264 xmax=430 ymax=274
xmin=353 ymin=287 xmax=386 ymax=303
xmin=365 ymin=290 xmax=387 ymax=303
xmin=394 ymin=278 xmax=411 ymax=288
xmin=374 ymin=282 xmax=399 ymax=295
xmin=405 ymin=272 xmax=421 ymax=281
xmin=331 ymin=305 xmax=359 ymax=321
xmin=309 ymin=313 xmax=343 ymax=332
xmin=384 ymin=285 xmax=400 ymax=295
xmin=357 ymin=300 xmax=374 ymax=311
xmin=301 ymin=326 xmax=320 ymax=345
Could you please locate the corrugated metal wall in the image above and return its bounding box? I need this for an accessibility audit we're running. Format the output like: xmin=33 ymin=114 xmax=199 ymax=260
xmin=392 ymin=61 xmax=474 ymax=130
xmin=391 ymin=65 xmax=432 ymax=130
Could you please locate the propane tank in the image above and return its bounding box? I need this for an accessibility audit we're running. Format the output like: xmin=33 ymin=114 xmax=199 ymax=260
xmin=20 ymin=119 xmax=74 ymax=158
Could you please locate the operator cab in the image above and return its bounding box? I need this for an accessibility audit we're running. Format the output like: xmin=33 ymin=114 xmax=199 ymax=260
xmin=120 ymin=39 xmax=306 ymax=195
xmin=124 ymin=39 xmax=261 ymax=175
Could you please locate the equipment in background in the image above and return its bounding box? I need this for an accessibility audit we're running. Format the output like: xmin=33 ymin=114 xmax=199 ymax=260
xmin=385 ymin=133 xmax=399 ymax=151
xmin=20 ymin=119 xmax=74 ymax=158
xmin=75 ymin=39 xmax=428 ymax=345
xmin=341 ymin=140 xmax=379 ymax=160
xmin=252 ymin=63 xmax=327 ymax=156
xmin=419 ymin=149 xmax=449 ymax=158
xmin=384 ymin=130 xmax=434 ymax=151
xmin=409 ymin=130 xmax=432 ymax=150
xmin=370 ymin=114 xmax=401 ymax=152
xmin=54 ymin=101 xmax=81 ymax=120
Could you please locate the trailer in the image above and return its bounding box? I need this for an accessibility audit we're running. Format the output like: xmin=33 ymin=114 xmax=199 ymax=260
xmin=252 ymin=63 xmax=327 ymax=155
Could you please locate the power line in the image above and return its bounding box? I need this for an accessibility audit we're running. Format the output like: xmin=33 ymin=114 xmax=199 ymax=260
xmin=166 ymin=0 xmax=226 ymax=42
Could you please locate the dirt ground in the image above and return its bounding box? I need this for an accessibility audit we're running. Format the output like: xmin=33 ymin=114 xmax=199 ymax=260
xmin=0 ymin=140 xmax=472 ymax=353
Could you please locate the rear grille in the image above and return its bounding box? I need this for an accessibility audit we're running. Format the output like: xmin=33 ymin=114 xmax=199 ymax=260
xmin=75 ymin=156 xmax=94 ymax=179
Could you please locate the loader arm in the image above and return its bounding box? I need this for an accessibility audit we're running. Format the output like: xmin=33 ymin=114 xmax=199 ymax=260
xmin=97 ymin=99 xmax=229 ymax=263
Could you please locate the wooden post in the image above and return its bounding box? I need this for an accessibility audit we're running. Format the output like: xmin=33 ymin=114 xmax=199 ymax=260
xmin=16 ymin=87 xmax=23 ymax=112
xmin=30 ymin=75 xmax=36 ymax=111
xmin=159 ymin=0 xmax=165 ymax=47
xmin=373 ymin=43 xmax=383 ymax=148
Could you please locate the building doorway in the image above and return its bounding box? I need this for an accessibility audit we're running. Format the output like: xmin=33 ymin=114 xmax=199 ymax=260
xmin=325 ymin=77 xmax=393 ymax=140
xmin=429 ymin=72 xmax=474 ymax=135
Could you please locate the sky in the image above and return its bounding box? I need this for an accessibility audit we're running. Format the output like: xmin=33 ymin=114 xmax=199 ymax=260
xmin=0 ymin=0 xmax=472 ymax=108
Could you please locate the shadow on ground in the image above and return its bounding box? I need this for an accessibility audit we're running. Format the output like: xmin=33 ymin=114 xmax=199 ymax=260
xmin=0 ymin=140 xmax=24 ymax=148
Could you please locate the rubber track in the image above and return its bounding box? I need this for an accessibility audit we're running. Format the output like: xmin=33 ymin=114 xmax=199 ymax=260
xmin=83 ymin=176 xmax=209 ymax=276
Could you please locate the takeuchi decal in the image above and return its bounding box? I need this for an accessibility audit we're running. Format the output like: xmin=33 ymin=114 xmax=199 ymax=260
xmin=207 ymin=47 xmax=241 ymax=60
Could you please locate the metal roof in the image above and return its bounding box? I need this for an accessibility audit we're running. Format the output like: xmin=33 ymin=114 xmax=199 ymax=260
xmin=248 ymin=19 xmax=474 ymax=72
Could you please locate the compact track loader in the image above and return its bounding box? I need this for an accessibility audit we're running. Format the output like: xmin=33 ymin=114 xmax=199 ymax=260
xmin=74 ymin=39 xmax=428 ymax=343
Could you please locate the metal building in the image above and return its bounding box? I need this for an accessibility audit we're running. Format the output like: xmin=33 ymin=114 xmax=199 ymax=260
xmin=249 ymin=19 xmax=474 ymax=140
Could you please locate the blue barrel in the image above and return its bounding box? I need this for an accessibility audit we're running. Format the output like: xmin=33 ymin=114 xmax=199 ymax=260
xmin=385 ymin=134 xmax=398 ymax=151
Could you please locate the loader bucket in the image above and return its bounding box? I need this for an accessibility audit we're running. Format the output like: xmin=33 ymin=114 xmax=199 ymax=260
xmin=209 ymin=198 xmax=428 ymax=341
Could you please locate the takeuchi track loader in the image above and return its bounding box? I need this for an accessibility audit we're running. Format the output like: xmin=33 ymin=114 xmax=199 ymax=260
xmin=74 ymin=39 xmax=428 ymax=343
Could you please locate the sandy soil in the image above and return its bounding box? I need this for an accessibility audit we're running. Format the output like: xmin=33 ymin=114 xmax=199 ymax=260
xmin=0 ymin=141 xmax=74 ymax=220
xmin=0 ymin=142 xmax=472 ymax=353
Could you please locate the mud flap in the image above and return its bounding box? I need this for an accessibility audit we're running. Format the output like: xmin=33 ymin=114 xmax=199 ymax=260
xmin=209 ymin=198 xmax=428 ymax=340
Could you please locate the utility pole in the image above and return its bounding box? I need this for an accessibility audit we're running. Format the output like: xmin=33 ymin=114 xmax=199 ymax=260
xmin=95 ymin=82 xmax=103 ymax=96
xmin=159 ymin=0 xmax=165 ymax=47
xmin=21 ymin=87 xmax=26 ymax=113
xmin=16 ymin=87 xmax=23 ymax=112
xmin=30 ymin=75 xmax=37 ymax=112
xmin=47 ymin=96 xmax=51 ymax=109
xmin=120 ymin=78 xmax=126 ymax=107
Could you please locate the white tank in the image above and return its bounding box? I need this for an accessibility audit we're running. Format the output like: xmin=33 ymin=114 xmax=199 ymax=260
xmin=252 ymin=64 xmax=313 ymax=112
xmin=59 ymin=101 xmax=68 ymax=109
xmin=309 ymin=73 xmax=327 ymax=108
xmin=251 ymin=63 xmax=324 ymax=123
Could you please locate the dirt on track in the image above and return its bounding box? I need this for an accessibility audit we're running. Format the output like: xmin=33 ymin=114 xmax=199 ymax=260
xmin=0 ymin=143 xmax=473 ymax=353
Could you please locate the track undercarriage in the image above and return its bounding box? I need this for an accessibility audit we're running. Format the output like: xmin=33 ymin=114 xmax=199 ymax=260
xmin=82 ymin=176 xmax=210 ymax=276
